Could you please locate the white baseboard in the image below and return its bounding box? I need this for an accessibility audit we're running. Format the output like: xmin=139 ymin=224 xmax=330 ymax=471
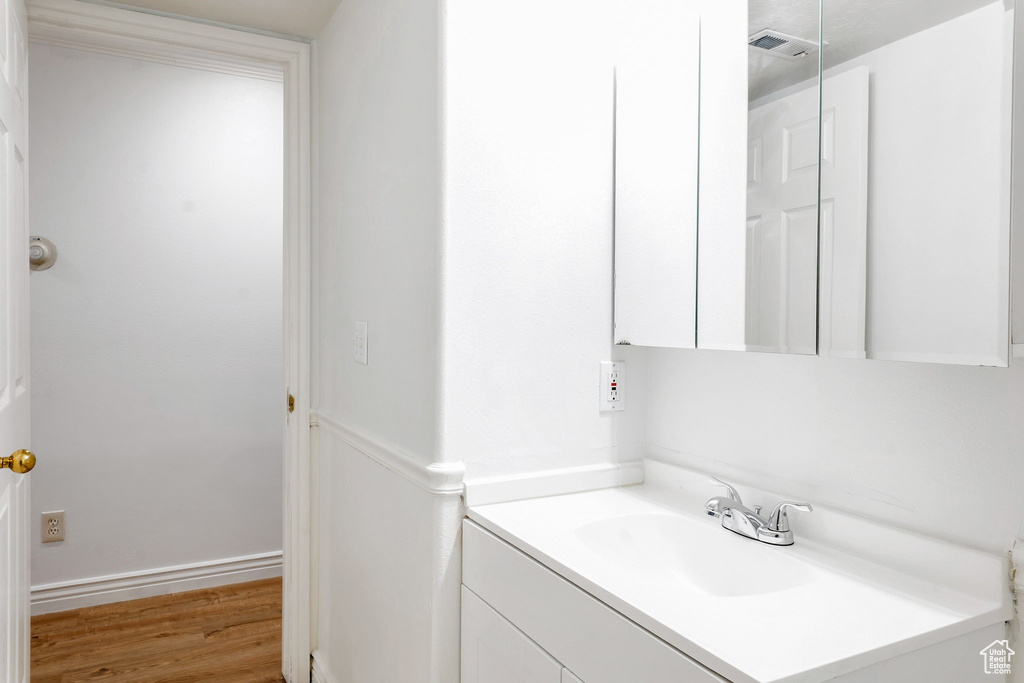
xmin=311 ymin=650 xmax=335 ymax=683
xmin=31 ymin=550 xmax=283 ymax=615
xmin=463 ymin=460 xmax=645 ymax=507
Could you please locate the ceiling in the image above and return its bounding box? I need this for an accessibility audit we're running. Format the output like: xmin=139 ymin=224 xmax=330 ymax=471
xmin=96 ymin=0 xmax=1004 ymax=89
xmin=95 ymin=0 xmax=344 ymax=39
xmin=750 ymin=0 xmax=1002 ymax=100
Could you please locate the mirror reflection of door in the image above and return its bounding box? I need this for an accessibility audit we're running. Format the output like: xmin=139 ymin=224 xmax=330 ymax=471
xmin=746 ymin=62 xmax=869 ymax=358
xmin=744 ymin=1 xmax=823 ymax=355
xmin=746 ymin=86 xmax=819 ymax=354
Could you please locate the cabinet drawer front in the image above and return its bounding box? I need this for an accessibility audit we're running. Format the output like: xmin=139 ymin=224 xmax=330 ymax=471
xmin=463 ymin=520 xmax=728 ymax=683
xmin=462 ymin=586 xmax=563 ymax=683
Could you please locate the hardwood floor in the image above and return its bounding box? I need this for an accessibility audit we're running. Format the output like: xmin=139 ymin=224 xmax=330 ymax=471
xmin=31 ymin=578 xmax=284 ymax=683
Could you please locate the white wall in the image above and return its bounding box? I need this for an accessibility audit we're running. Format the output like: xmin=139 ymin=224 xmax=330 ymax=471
xmin=29 ymin=45 xmax=283 ymax=587
xmin=441 ymin=0 xmax=647 ymax=480
xmin=316 ymin=432 xmax=448 ymax=682
xmin=314 ymin=0 xmax=441 ymax=459
xmin=313 ymin=0 xmax=456 ymax=680
xmin=647 ymin=349 xmax=1024 ymax=552
xmin=313 ymin=1 xmax=648 ymax=680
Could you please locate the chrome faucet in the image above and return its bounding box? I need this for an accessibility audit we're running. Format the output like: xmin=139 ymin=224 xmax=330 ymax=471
xmin=704 ymin=476 xmax=812 ymax=546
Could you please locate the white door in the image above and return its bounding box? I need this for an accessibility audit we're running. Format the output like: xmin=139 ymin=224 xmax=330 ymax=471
xmin=462 ymin=586 xmax=563 ymax=683
xmin=562 ymin=669 xmax=585 ymax=683
xmin=746 ymin=83 xmax=821 ymax=355
xmin=0 ymin=0 xmax=31 ymax=680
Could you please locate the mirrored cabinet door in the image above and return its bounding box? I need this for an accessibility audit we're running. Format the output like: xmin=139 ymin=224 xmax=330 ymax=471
xmin=697 ymin=0 xmax=823 ymax=355
xmin=693 ymin=1 xmax=749 ymax=352
xmin=613 ymin=0 xmax=701 ymax=348
xmin=615 ymin=0 xmax=825 ymax=353
xmin=821 ymin=0 xmax=1014 ymax=366
xmin=613 ymin=0 xmax=1014 ymax=366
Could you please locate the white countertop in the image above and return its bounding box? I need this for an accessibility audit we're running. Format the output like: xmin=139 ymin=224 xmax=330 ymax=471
xmin=467 ymin=461 xmax=1011 ymax=683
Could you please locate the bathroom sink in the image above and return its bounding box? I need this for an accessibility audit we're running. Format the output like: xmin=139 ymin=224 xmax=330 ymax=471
xmin=575 ymin=512 xmax=817 ymax=597
xmin=466 ymin=462 xmax=1011 ymax=683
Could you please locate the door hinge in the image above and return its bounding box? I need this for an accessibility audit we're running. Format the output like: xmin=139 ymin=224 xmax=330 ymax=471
xmin=287 ymin=392 xmax=295 ymax=413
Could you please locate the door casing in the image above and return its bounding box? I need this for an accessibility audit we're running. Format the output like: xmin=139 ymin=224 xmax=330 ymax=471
xmin=26 ymin=1 xmax=313 ymax=680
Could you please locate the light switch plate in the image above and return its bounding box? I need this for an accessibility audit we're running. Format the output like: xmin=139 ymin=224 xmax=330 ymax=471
xmin=599 ymin=361 xmax=625 ymax=412
xmin=353 ymin=321 xmax=368 ymax=365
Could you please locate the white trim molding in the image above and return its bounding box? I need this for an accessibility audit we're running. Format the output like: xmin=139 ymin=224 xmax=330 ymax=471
xmin=31 ymin=551 xmax=283 ymax=616
xmin=26 ymin=4 xmax=313 ymax=681
xmin=310 ymin=411 xmax=465 ymax=497
xmin=28 ymin=0 xmax=297 ymax=80
xmin=79 ymin=0 xmax=313 ymax=44
xmin=310 ymin=409 xmax=643 ymax=506
xmin=463 ymin=460 xmax=645 ymax=507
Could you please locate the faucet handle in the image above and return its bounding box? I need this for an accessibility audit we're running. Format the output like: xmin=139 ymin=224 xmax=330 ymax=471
xmin=767 ymin=502 xmax=813 ymax=532
xmin=708 ymin=476 xmax=742 ymax=504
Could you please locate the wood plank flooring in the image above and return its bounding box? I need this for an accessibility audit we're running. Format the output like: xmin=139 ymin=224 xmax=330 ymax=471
xmin=31 ymin=578 xmax=284 ymax=683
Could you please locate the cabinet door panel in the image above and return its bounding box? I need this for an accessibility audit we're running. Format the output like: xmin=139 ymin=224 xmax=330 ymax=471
xmin=824 ymin=0 xmax=1011 ymax=366
xmin=614 ymin=0 xmax=700 ymax=348
xmin=462 ymin=586 xmax=563 ymax=683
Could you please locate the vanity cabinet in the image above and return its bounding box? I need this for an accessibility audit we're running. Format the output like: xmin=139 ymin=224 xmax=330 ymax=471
xmin=463 ymin=511 xmax=1009 ymax=683
xmin=461 ymin=520 xmax=727 ymax=683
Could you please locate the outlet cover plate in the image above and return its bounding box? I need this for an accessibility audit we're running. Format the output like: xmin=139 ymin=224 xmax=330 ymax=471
xmin=599 ymin=361 xmax=625 ymax=412
xmin=42 ymin=510 xmax=65 ymax=543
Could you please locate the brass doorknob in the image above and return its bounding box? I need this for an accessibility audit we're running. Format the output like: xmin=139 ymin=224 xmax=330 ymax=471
xmin=1 ymin=449 xmax=35 ymax=474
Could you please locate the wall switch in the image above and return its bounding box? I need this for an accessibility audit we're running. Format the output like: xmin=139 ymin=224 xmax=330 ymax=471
xmin=600 ymin=361 xmax=625 ymax=412
xmin=42 ymin=511 xmax=65 ymax=543
xmin=353 ymin=321 xmax=368 ymax=365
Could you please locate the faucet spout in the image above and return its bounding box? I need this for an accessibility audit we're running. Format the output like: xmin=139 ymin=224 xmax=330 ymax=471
xmin=702 ymin=479 xmax=813 ymax=546
xmin=717 ymin=501 xmax=768 ymax=541
xmin=704 ymin=496 xmax=736 ymax=518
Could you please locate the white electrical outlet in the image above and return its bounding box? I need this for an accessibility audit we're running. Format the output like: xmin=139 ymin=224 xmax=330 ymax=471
xmin=353 ymin=321 xmax=368 ymax=365
xmin=599 ymin=361 xmax=625 ymax=412
xmin=42 ymin=511 xmax=65 ymax=543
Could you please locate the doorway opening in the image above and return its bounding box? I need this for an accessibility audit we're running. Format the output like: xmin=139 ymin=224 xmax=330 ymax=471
xmin=15 ymin=2 xmax=312 ymax=680
xmin=28 ymin=37 xmax=284 ymax=679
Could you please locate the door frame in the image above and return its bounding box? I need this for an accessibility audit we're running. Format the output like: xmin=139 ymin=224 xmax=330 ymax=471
xmin=25 ymin=1 xmax=313 ymax=681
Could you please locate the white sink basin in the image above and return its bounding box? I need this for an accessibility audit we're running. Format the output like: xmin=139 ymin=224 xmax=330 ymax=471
xmin=575 ymin=512 xmax=818 ymax=597
xmin=467 ymin=468 xmax=1010 ymax=683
